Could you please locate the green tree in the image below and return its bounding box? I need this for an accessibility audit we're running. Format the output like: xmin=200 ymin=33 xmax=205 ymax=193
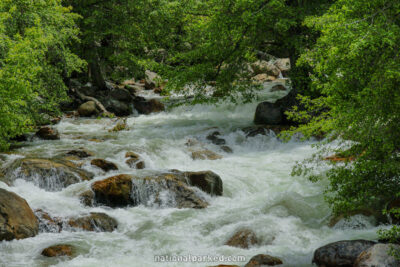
xmin=0 ymin=0 xmax=84 ymax=150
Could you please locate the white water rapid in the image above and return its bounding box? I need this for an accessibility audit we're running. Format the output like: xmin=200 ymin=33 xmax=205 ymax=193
xmin=0 ymin=84 xmax=381 ymax=267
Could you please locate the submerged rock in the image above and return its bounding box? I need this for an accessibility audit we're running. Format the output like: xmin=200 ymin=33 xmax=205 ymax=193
xmin=313 ymin=240 xmax=377 ymax=267
xmin=125 ymin=152 xmax=145 ymax=169
xmin=191 ymin=150 xmax=222 ymax=160
xmin=0 ymin=188 xmax=39 ymax=241
xmin=35 ymin=209 xmax=63 ymax=233
xmin=172 ymin=170 xmax=223 ymax=196
xmin=3 ymin=158 xmax=94 ymax=191
xmin=41 ymin=244 xmax=75 ymax=257
xmin=134 ymin=98 xmax=165 ymax=115
xmin=354 ymin=243 xmax=400 ymax=267
xmin=207 ymin=131 xmax=226 ymax=145
xmin=35 ymin=126 xmax=60 ymax=140
xmin=254 ymin=90 xmax=296 ymax=125
xmin=90 ymin=173 xmax=209 ymax=209
xmin=91 ymin=159 xmax=118 ymax=172
xmin=225 ymin=229 xmax=259 ymax=249
xmin=245 ymin=254 xmax=283 ymax=266
xmin=68 ymin=212 xmax=118 ymax=232
xmin=66 ymin=149 xmax=94 ymax=159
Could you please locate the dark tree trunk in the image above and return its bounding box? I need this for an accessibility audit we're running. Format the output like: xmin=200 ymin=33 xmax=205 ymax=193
xmin=87 ymin=42 xmax=107 ymax=90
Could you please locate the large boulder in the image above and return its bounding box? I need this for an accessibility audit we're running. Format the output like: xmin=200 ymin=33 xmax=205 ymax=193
xmin=101 ymin=98 xmax=132 ymax=116
xmin=90 ymin=174 xmax=209 ymax=209
xmin=109 ymin=88 xmax=133 ymax=101
xmin=225 ymin=229 xmax=259 ymax=249
xmin=254 ymin=89 xmax=296 ymax=125
xmin=172 ymin=170 xmax=223 ymax=196
xmin=354 ymin=243 xmax=400 ymax=267
xmin=134 ymin=97 xmax=165 ymax=115
xmin=0 ymin=188 xmax=39 ymax=241
xmin=245 ymin=254 xmax=283 ymax=266
xmin=77 ymin=101 xmax=99 ymax=117
xmin=313 ymin=240 xmax=377 ymax=267
xmin=35 ymin=126 xmax=60 ymax=140
xmin=68 ymin=212 xmax=118 ymax=232
xmin=3 ymin=158 xmax=94 ymax=191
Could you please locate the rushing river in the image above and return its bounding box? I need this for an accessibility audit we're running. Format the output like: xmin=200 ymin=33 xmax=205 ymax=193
xmin=0 ymin=84 xmax=380 ymax=267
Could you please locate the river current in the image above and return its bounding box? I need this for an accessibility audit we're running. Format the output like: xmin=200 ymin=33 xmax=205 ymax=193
xmin=0 ymin=84 xmax=380 ymax=267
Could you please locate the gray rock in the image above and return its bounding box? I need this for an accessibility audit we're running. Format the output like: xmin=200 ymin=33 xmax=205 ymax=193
xmin=313 ymin=240 xmax=377 ymax=267
xmin=77 ymin=101 xmax=99 ymax=117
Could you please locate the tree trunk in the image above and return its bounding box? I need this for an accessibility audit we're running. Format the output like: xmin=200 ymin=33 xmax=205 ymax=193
xmin=86 ymin=42 xmax=107 ymax=90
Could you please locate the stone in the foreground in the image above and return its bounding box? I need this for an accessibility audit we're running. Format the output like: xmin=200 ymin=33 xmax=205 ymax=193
xmin=225 ymin=229 xmax=259 ymax=249
xmin=313 ymin=240 xmax=377 ymax=267
xmin=354 ymin=243 xmax=400 ymax=267
xmin=245 ymin=254 xmax=283 ymax=266
xmin=41 ymin=244 xmax=75 ymax=257
xmin=0 ymin=188 xmax=38 ymax=241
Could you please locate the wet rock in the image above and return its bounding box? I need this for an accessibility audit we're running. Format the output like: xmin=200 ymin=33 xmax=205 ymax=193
xmin=101 ymin=97 xmax=132 ymax=116
xmin=252 ymin=73 xmax=276 ymax=83
xmin=41 ymin=244 xmax=75 ymax=257
xmin=68 ymin=212 xmax=118 ymax=232
xmin=3 ymin=158 xmax=94 ymax=191
xmin=225 ymin=229 xmax=259 ymax=249
xmin=0 ymin=188 xmax=39 ymax=241
xmin=91 ymin=159 xmax=118 ymax=172
xmin=245 ymin=254 xmax=283 ymax=266
xmin=313 ymin=240 xmax=377 ymax=267
xmin=79 ymin=190 xmax=95 ymax=206
xmin=254 ymin=89 xmax=296 ymax=125
xmin=35 ymin=126 xmax=60 ymax=140
xmin=328 ymin=209 xmax=380 ymax=228
xmin=109 ymin=88 xmax=133 ymax=102
xmin=220 ymin=146 xmax=233 ymax=153
xmin=134 ymin=98 xmax=165 ymax=115
xmin=126 ymin=158 xmax=145 ymax=169
xmin=354 ymin=243 xmax=400 ymax=267
xmin=274 ymin=58 xmax=291 ymax=72
xmin=91 ymin=174 xmax=208 ymax=209
xmin=77 ymin=101 xmax=99 ymax=117
xmin=209 ymin=265 xmax=240 ymax=267
xmin=173 ymin=170 xmax=223 ymax=196
xmin=191 ymin=150 xmax=222 ymax=160
xmin=35 ymin=209 xmax=62 ymax=233
xmin=271 ymin=84 xmax=286 ymax=92
xmin=125 ymin=152 xmax=145 ymax=169
xmin=66 ymin=149 xmax=94 ymax=159
xmin=91 ymin=174 xmax=135 ymax=207
xmin=242 ymin=125 xmax=290 ymax=137
xmin=109 ymin=119 xmax=129 ymax=132
xmin=207 ymin=131 xmax=226 ymax=145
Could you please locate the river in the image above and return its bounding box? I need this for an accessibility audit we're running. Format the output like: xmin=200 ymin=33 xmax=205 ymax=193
xmin=0 ymin=84 xmax=379 ymax=267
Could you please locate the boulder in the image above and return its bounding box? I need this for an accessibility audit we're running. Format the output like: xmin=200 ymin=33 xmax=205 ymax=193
xmin=91 ymin=174 xmax=208 ymax=209
xmin=66 ymin=149 xmax=94 ymax=158
xmin=245 ymin=254 xmax=283 ymax=266
xmin=102 ymin=98 xmax=132 ymax=116
xmin=109 ymin=88 xmax=133 ymax=101
xmin=254 ymin=89 xmax=296 ymax=125
xmin=251 ymin=60 xmax=280 ymax=76
xmin=91 ymin=174 xmax=135 ymax=207
xmin=173 ymin=170 xmax=223 ymax=196
xmin=207 ymin=131 xmax=226 ymax=145
xmin=144 ymin=70 xmax=161 ymax=90
xmin=3 ymin=158 xmax=94 ymax=191
xmin=35 ymin=126 xmax=60 ymax=140
xmin=0 ymin=188 xmax=39 ymax=241
xmin=313 ymin=240 xmax=377 ymax=267
xmin=191 ymin=150 xmax=222 ymax=160
xmin=41 ymin=244 xmax=75 ymax=257
xmin=354 ymin=243 xmax=400 ymax=267
xmin=225 ymin=229 xmax=259 ymax=249
xmin=91 ymin=159 xmax=118 ymax=172
xmin=68 ymin=212 xmax=118 ymax=232
xmin=77 ymin=101 xmax=99 ymax=117
xmin=134 ymin=98 xmax=165 ymax=115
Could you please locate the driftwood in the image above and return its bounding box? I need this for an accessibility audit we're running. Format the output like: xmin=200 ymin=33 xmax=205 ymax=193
xmin=72 ymin=88 xmax=113 ymax=116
